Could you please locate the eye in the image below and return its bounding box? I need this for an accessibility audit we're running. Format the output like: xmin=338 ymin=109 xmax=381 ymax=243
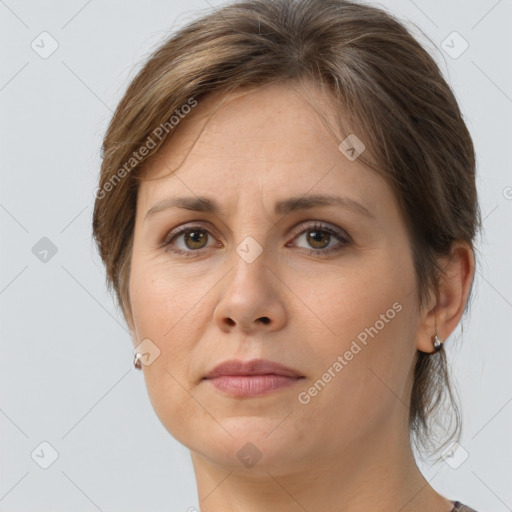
xmin=161 ymin=224 xmax=220 ymax=257
xmin=161 ymin=221 xmax=350 ymax=257
xmin=287 ymin=221 xmax=350 ymax=256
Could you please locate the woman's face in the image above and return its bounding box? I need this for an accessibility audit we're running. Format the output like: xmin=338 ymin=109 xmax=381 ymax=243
xmin=128 ymin=82 xmax=423 ymax=474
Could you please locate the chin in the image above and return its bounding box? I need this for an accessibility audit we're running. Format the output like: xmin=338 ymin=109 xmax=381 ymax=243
xmin=187 ymin=419 xmax=308 ymax=473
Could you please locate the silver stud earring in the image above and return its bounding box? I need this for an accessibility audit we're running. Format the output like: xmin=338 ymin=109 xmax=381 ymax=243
xmin=133 ymin=352 xmax=142 ymax=369
xmin=433 ymin=332 xmax=444 ymax=352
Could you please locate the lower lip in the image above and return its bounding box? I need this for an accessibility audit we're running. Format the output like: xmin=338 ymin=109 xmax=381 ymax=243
xmin=205 ymin=375 xmax=303 ymax=397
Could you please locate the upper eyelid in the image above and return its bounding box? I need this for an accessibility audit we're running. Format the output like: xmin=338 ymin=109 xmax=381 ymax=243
xmin=289 ymin=221 xmax=347 ymax=237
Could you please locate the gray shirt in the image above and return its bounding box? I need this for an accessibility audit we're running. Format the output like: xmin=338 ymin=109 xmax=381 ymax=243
xmin=451 ymin=501 xmax=478 ymax=511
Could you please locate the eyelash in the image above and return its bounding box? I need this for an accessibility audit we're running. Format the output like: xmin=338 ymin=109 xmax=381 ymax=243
xmin=160 ymin=221 xmax=351 ymax=258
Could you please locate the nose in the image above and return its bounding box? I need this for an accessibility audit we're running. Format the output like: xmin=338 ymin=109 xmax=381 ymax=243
xmin=213 ymin=248 xmax=287 ymax=335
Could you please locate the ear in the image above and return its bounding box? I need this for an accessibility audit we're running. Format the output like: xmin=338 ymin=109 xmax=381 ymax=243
xmin=416 ymin=241 xmax=475 ymax=353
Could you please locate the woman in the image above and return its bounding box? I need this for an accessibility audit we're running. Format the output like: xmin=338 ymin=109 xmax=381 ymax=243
xmin=92 ymin=0 xmax=481 ymax=510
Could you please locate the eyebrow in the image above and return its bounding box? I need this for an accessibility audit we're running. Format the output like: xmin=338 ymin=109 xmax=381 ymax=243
xmin=144 ymin=194 xmax=375 ymax=221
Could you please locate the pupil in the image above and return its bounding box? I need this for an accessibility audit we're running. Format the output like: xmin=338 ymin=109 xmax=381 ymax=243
xmin=308 ymin=230 xmax=329 ymax=248
xmin=187 ymin=230 xmax=205 ymax=248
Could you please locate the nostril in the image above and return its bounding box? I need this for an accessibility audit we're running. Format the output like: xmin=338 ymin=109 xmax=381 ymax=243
xmin=259 ymin=317 xmax=270 ymax=324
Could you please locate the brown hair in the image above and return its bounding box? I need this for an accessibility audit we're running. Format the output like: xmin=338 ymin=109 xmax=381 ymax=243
xmin=92 ymin=0 xmax=480 ymax=459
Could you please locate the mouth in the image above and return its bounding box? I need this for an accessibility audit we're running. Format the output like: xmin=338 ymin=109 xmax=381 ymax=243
xmin=205 ymin=374 xmax=305 ymax=397
xmin=203 ymin=358 xmax=305 ymax=397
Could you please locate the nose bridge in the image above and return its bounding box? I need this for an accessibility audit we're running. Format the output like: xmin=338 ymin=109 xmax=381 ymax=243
xmin=228 ymin=197 xmax=273 ymax=267
xmin=225 ymin=187 xmax=288 ymax=293
xmin=229 ymin=232 xmax=269 ymax=292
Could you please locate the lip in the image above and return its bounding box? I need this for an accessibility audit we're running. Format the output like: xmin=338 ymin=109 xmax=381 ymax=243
xmin=203 ymin=359 xmax=305 ymax=397
xmin=206 ymin=375 xmax=303 ymax=397
xmin=203 ymin=358 xmax=304 ymax=379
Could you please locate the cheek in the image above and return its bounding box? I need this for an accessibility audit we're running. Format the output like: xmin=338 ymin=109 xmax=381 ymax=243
xmin=129 ymin=256 xmax=207 ymax=338
xmin=128 ymin=259 xmax=200 ymax=423
xmin=289 ymin=252 xmax=418 ymax=421
xmin=292 ymin=253 xmax=414 ymax=352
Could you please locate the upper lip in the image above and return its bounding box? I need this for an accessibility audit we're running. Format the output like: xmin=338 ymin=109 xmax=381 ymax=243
xmin=204 ymin=358 xmax=304 ymax=379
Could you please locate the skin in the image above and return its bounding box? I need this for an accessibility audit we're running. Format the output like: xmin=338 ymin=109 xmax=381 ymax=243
xmin=126 ymin=81 xmax=474 ymax=512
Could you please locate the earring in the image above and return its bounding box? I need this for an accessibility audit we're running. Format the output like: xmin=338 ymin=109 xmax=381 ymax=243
xmin=433 ymin=332 xmax=444 ymax=352
xmin=133 ymin=352 xmax=142 ymax=369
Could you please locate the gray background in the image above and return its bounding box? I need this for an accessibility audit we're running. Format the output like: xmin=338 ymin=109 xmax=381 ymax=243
xmin=0 ymin=0 xmax=511 ymax=510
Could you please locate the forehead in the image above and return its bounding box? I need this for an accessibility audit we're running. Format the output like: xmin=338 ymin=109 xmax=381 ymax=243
xmin=136 ymin=82 xmax=390 ymax=216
